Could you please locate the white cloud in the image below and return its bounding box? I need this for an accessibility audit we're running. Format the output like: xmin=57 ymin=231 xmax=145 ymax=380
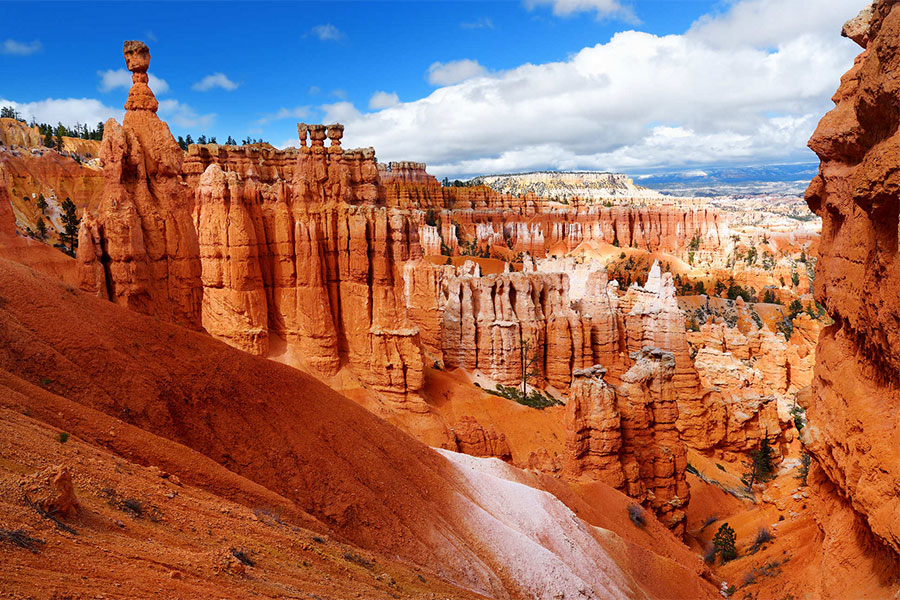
xmin=331 ymin=89 xmax=348 ymax=99
xmin=1 ymin=39 xmax=42 ymax=55
xmin=158 ymin=99 xmax=216 ymax=128
xmin=308 ymin=85 xmax=321 ymax=95
xmin=461 ymin=17 xmax=494 ymax=29
xmin=687 ymin=0 xmax=864 ymax=48
xmin=307 ymin=24 xmax=345 ymax=41
xmin=369 ymin=91 xmax=399 ymax=110
xmin=255 ymin=106 xmax=311 ymax=125
xmin=191 ymin=73 xmax=239 ymax=92
xmin=0 ymin=97 xmax=121 ymax=128
xmin=525 ymin=0 xmax=636 ymax=21
xmin=426 ymin=59 xmax=488 ymax=86
xmin=98 ymin=68 xmax=170 ymax=94
xmin=320 ymin=101 xmax=362 ymax=124
xmin=330 ymin=0 xmax=860 ymax=178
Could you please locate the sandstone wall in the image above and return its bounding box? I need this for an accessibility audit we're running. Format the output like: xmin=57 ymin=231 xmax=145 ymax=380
xmin=803 ymin=1 xmax=900 ymax=589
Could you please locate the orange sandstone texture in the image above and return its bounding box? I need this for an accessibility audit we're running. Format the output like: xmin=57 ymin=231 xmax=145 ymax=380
xmin=803 ymin=1 xmax=900 ymax=596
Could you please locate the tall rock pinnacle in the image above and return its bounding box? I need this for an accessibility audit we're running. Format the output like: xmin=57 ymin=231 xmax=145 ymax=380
xmin=123 ymin=41 xmax=158 ymax=112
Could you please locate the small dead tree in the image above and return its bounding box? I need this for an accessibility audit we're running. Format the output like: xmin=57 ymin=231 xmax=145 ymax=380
xmin=518 ymin=325 xmax=541 ymax=400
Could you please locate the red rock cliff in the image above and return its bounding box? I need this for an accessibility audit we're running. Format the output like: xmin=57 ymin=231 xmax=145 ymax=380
xmin=804 ymin=1 xmax=900 ymax=594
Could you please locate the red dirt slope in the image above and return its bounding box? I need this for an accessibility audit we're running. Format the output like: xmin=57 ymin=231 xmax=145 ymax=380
xmin=0 ymin=256 xmax=717 ymax=599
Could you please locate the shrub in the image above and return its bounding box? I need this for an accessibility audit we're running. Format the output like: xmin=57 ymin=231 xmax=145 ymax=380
xmin=343 ymin=551 xmax=375 ymax=570
xmin=121 ymin=498 xmax=143 ymax=517
xmin=0 ymin=529 xmax=45 ymax=553
xmin=712 ymin=523 xmax=738 ymax=563
xmin=716 ymin=463 xmax=726 ymax=472
xmin=627 ymin=504 xmax=646 ymax=527
xmin=57 ymin=432 xmax=69 ymax=443
xmin=790 ymin=404 xmax=805 ymax=431
xmin=230 ymin=547 xmax=255 ymax=567
xmin=685 ymin=463 xmax=699 ymax=476
xmin=751 ymin=526 xmax=773 ymax=552
xmin=796 ymin=452 xmax=811 ymax=486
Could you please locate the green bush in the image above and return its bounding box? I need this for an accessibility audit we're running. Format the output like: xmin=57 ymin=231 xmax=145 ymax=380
xmin=712 ymin=523 xmax=738 ymax=563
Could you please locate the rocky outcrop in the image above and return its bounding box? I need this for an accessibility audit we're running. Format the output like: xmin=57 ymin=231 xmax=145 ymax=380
xmin=564 ymin=351 xmax=689 ymax=534
xmin=803 ymin=1 xmax=900 ymax=589
xmin=452 ymin=416 xmax=512 ymax=461
xmin=24 ymin=464 xmax=79 ymax=518
xmin=77 ymin=41 xmax=202 ymax=329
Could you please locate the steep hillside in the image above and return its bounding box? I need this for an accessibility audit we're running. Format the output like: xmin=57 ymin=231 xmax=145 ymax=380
xmin=0 ymin=253 xmax=717 ymax=599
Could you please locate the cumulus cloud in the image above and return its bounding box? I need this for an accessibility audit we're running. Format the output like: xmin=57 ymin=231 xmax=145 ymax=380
xmin=255 ymin=106 xmax=312 ymax=125
xmin=307 ymin=24 xmax=345 ymax=41
xmin=426 ymin=59 xmax=488 ymax=86
xmin=158 ymin=99 xmax=215 ymax=128
xmin=191 ymin=73 xmax=239 ymax=92
xmin=687 ymin=0 xmax=863 ymax=48
xmin=320 ymin=101 xmax=362 ymax=124
xmin=1 ymin=39 xmax=42 ymax=55
xmin=369 ymin=91 xmax=399 ymax=110
xmin=0 ymin=97 xmax=121 ymax=127
xmin=331 ymin=0 xmax=860 ymax=178
xmin=525 ymin=0 xmax=636 ymax=21
xmin=98 ymin=68 xmax=170 ymax=94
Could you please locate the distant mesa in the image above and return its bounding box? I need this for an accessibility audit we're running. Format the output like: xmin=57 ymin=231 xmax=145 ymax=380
xmin=469 ymin=171 xmax=665 ymax=202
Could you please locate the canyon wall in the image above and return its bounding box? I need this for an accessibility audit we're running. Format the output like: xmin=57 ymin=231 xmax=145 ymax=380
xmin=803 ymin=1 xmax=900 ymax=593
xmin=66 ymin=41 xmax=809 ymax=533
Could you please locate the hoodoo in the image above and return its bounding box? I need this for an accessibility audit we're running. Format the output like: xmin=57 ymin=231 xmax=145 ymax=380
xmin=3 ymin=2 xmax=885 ymax=594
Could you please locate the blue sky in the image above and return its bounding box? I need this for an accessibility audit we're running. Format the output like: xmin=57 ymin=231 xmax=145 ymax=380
xmin=1 ymin=0 xmax=866 ymax=177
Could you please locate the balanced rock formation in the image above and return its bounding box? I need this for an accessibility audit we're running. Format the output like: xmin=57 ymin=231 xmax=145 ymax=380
xmin=803 ymin=1 xmax=900 ymax=593
xmin=77 ymin=41 xmax=202 ymax=329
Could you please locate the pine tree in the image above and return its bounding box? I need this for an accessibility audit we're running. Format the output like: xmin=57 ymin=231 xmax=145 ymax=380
xmin=712 ymin=523 xmax=737 ymax=563
xmin=743 ymin=436 xmax=776 ymax=491
xmin=185 ymin=134 xmax=193 ymax=145
xmin=60 ymin=197 xmax=80 ymax=256
xmin=36 ymin=194 xmax=47 ymax=213
xmin=177 ymin=136 xmax=187 ymax=151
xmin=35 ymin=216 xmax=47 ymax=239
xmin=226 ymin=135 xmax=236 ymax=145
xmin=43 ymin=129 xmax=53 ymax=148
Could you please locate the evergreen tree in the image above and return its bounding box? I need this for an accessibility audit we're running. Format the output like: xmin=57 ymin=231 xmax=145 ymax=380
xmin=177 ymin=136 xmax=187 ymax=151
xmin=197 ymin=135 xmax=207 ymax=144
xmin=60 ymin=198 xmax=80 ymax=255
xmin=743 ymin=436 xmax=776 ymax=491
xmin=226 ymin=135 xmax=236 ymax=145
xmin=35 ymin=216 xmax=47 ymax=239
xmin=36 ymin=194 xmax=47 ymax=213
xmin=185 ymin=134 xmax=194 ymax=146
xmin=712 ymin=523 xmax=738 ymax=563
xmin=43 ymin=129 xmax=53 ymax=148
